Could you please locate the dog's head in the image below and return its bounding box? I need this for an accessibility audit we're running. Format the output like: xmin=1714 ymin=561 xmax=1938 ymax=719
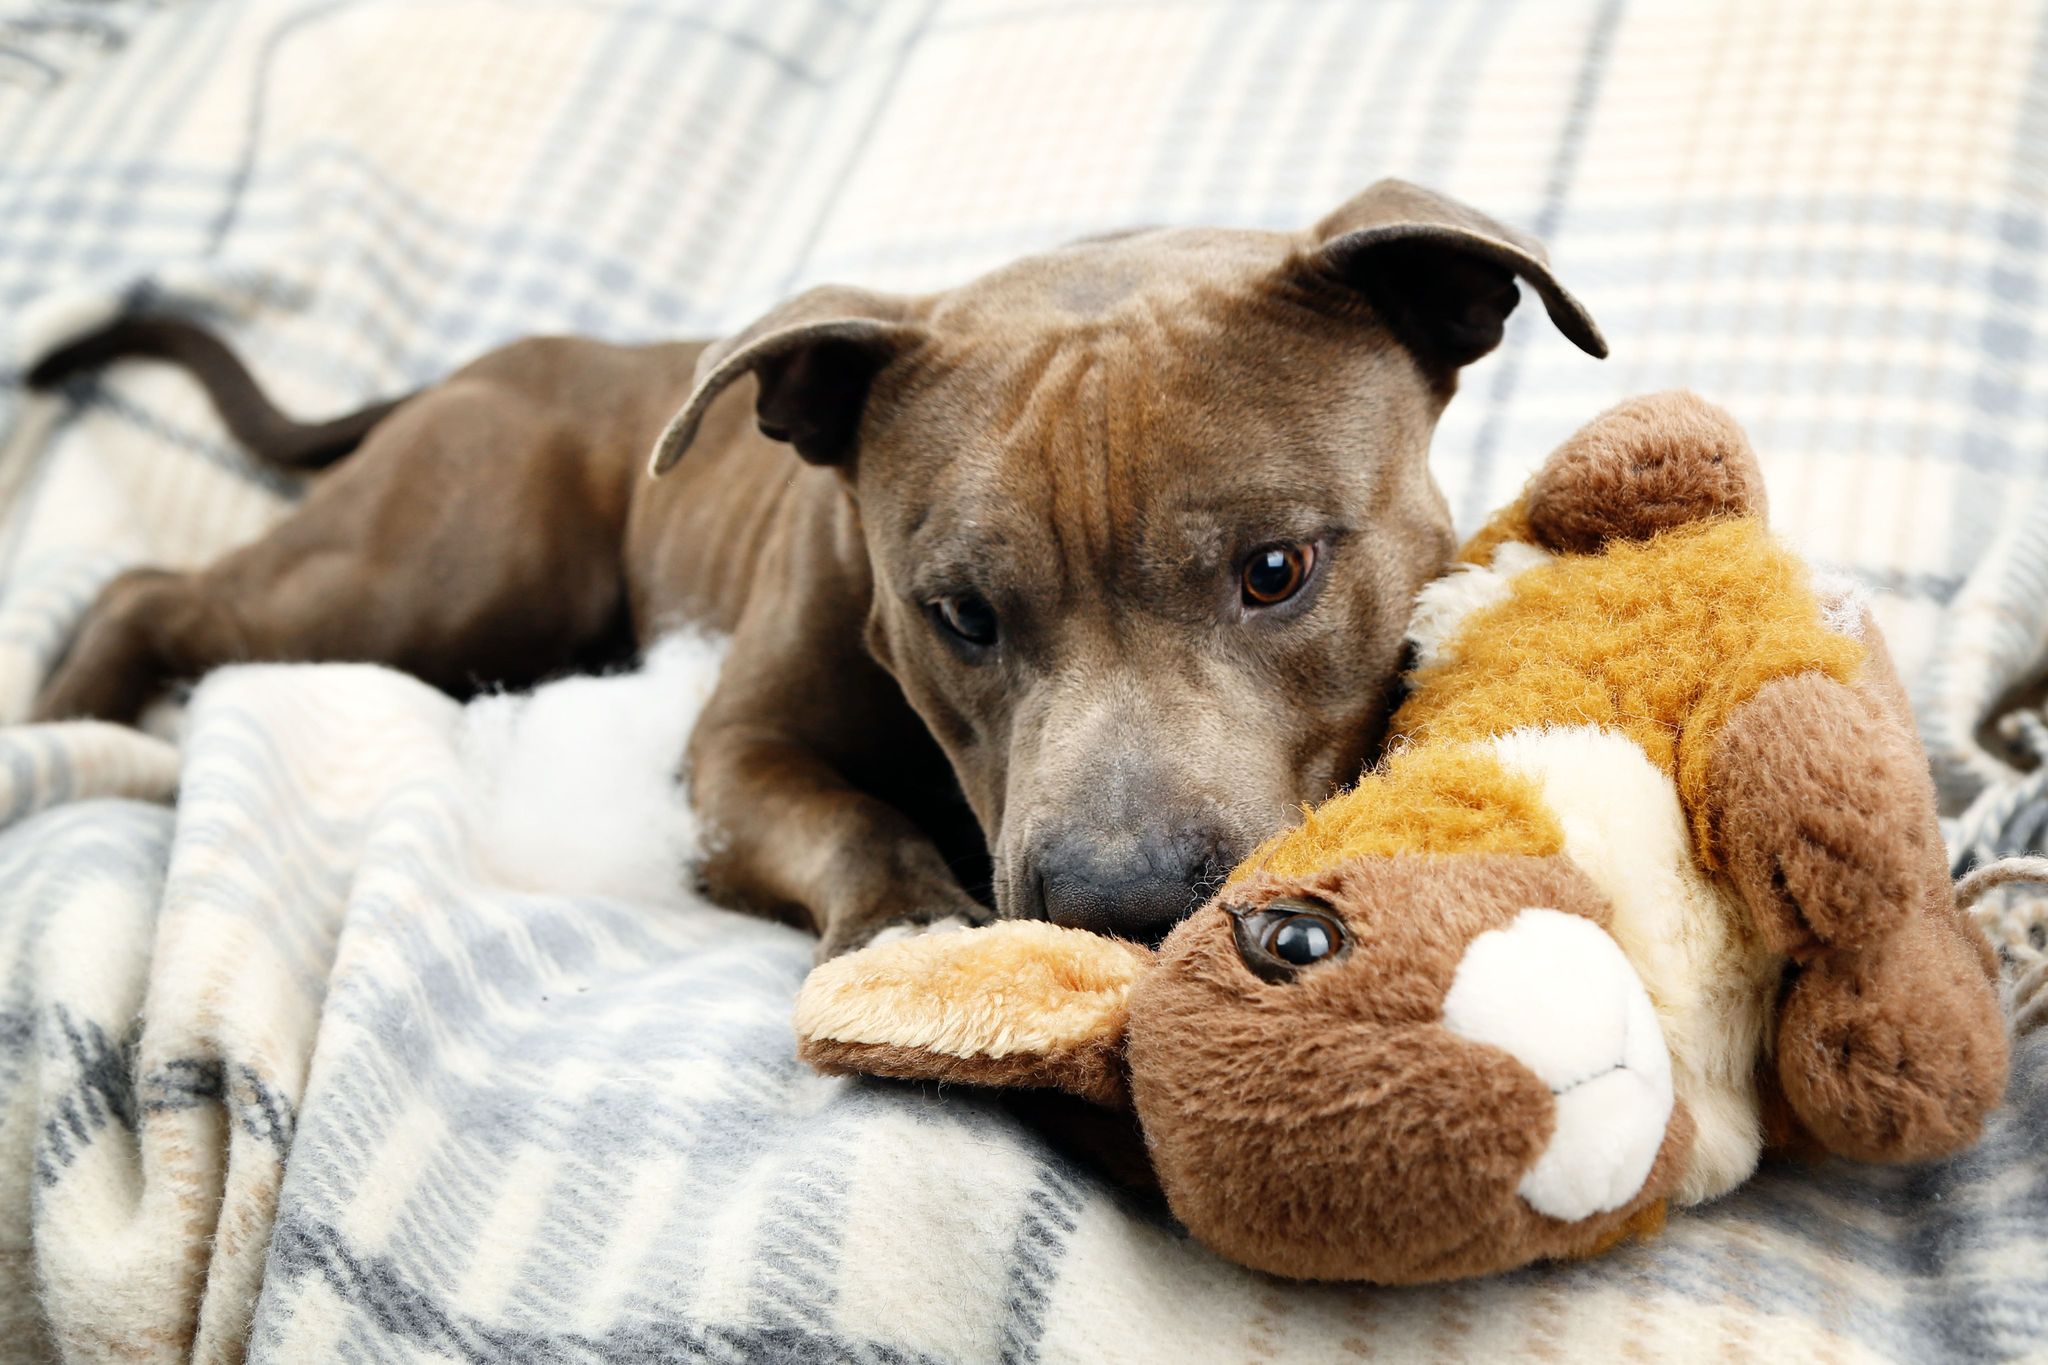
xmin=653 ymin=180 xmax=1604 ymax=940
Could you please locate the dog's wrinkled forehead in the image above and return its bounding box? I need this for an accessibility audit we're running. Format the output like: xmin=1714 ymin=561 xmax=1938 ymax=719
xmin=862 ymin=233 xmax=1429 ymax=593
xmin=921 ymin=226 xmax=1294 ymax=327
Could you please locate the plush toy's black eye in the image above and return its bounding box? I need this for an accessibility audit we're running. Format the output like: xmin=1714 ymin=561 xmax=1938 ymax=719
xmin=1241 ymin=543 xmax=1316 ymax=607
xmin=1232 ymin=895 xmax=1347 ymax=982
xmin=928 ymin=592 xmax=998 ymax=649
xmin=1268 ymin=912 xmax=1338 ymax=964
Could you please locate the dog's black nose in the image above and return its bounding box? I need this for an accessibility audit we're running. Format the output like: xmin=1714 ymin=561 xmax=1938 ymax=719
xmin=1035 ymin=835 xmax=1226 ymax=943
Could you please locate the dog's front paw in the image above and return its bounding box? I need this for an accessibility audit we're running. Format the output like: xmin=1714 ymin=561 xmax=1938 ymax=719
xmin=815 ymin=904 xmax=993 ymax=961
xmin=864 ymin=913 xmax=979 ymax=948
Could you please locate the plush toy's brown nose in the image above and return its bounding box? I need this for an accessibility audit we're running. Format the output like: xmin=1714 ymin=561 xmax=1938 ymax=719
xmin=1034 ymin=833 xmax=1228 ymax=943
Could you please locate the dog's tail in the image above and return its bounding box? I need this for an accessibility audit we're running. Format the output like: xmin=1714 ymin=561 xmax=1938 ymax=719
xmin=27 ymin=317 xmax=411 ymax=470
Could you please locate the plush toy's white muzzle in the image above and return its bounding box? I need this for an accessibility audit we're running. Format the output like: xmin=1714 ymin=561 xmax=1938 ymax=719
xmin=1440 ymin=907 xmax=1675 ymax=1222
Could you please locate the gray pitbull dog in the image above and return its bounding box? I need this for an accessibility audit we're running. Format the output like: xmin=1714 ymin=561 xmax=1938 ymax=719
xmin=30 ymin=180 xmax=1604 ymax=955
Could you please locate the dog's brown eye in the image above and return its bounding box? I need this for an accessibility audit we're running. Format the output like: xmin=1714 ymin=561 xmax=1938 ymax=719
xmin=929 ymin=592 xmax=998 ymax=648
xmin=1233 ymin=895 xmax=1347 ymax=982
xmin=1241 ymin=543 xmax=1314 ymax=606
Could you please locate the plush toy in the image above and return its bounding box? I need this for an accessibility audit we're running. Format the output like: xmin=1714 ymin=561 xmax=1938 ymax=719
xmin=792 ymin=392 xmax=2011 ymax=1284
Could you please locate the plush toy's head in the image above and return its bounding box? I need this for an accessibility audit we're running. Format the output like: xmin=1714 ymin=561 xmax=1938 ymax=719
xmin=1130 ymin=853 xmax=1690 ymax=1281
xmin=798 ymin=839 xmax=1690 ymax=1283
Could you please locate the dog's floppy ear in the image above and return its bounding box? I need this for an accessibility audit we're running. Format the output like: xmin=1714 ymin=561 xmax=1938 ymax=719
xmin=793 ymin=921 xmax=1154 ymax=1108
xmin=1301 ymin=179 xmax=1606 ymax=371
xmin=650 ymin=284 xmax=926 ymax=475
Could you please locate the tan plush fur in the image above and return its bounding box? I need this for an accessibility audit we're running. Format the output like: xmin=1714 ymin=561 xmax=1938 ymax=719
xmin=793 ymin=390 xmax=2010 ymax=1286
xmin=800 ymin=1034 xmax=1136 ymax=1109
xmin=1390 ymin=515 xmax=1865 ymax=871
xmin=794 ymin=920 xmax=1150 ymax=1061
xmin=1226 ymin=743 xmax=1563 ymax=887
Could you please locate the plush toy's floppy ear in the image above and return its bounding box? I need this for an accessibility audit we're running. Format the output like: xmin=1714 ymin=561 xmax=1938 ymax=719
xmin=794 ymin=922 xmax=1153 ymax=1108
xmin=1523 ymin=390 xmax=1768 ymax=553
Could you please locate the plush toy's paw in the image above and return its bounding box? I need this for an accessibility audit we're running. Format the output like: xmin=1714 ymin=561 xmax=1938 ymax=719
xmin=1524 ymin=391 xmax=1767 ymax=554
xmin=1775 ymin=906 xmax=2010 ymax=1162
xmin=1709 ymin=671 xmax=1939 ymax=957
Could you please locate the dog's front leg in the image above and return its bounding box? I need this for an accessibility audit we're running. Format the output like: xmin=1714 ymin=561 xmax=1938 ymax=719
xmin=638 ymin=459 xmax=991 ymax=957
xmin=687 ymin=716 xmax=988 ymax=958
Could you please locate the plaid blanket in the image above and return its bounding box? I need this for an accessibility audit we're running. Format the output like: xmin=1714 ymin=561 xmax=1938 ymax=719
xmin=3 ymin=1 xmax=2047 ymax=1361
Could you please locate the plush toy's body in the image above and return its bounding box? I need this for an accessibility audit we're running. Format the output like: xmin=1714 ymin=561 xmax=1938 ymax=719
xmin=795 ymin=393 xmax=2010 ymax=1285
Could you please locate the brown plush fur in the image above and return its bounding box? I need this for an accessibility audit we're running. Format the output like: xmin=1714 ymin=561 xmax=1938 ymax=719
xmin=1709 ymin=669 xmax=1940 ymax=956
xmin=1126 ymin=855 xmax=1693 ymax=1283
xmin=1773 ymin=902 xmax=2008 ymax=1161
xmin=1710 ymin=600 xmax=2006 ymax=1159
xmin=1524 ymin=388 xmax=1768 ymax=552
xmin=1401 ymin=393 xmax=2007 ymax=1169
xmin=1453 ymin=388 xmax=1760 ymax=567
